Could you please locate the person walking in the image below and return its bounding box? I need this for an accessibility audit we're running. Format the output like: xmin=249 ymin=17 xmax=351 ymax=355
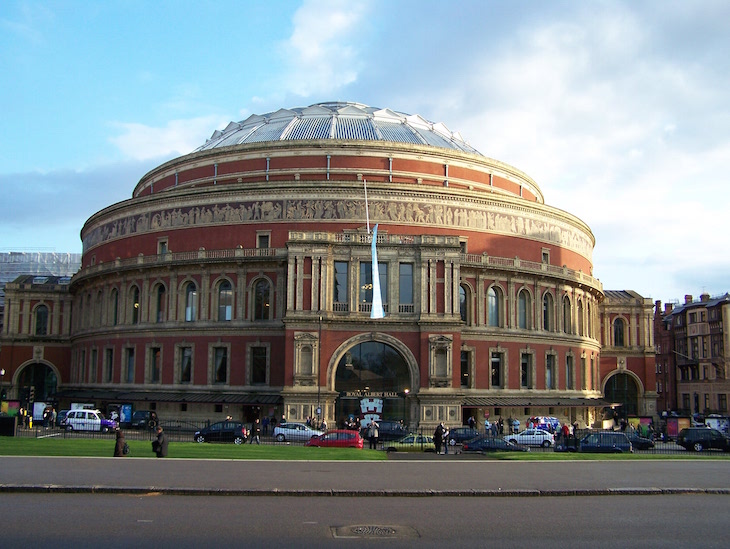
xmin=367 ymin=420 xmax=379 ymax=450
xmin=433 ymin=422 xmax=444 ymax=455
xmin=249 ymin=418 xmax=261 ymax=444
xmin=443 ymin=425 xmax=450 ymax=454
xmin=152 ymin=426 xmax=168 ymax=458
xmin=114 ymin=429 xmax=128 ymax=457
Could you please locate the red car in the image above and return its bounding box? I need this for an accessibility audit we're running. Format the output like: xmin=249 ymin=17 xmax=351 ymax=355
xmin=305 ymin=429 xmax=364 ymax=449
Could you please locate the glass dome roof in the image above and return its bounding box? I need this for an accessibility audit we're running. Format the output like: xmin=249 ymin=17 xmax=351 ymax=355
xmin=194 ymin=102 xmax=482 ymax=156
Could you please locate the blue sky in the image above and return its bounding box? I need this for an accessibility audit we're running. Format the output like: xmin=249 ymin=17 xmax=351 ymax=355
xmin=1 ymin=0 xmax=728 ymax=304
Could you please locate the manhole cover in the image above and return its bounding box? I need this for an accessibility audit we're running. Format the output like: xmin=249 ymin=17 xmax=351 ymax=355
xmin=331 ymin=525 xmax=419 ymax=539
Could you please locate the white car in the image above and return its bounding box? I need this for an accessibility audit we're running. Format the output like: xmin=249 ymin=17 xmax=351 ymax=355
xmin=273 ymin=422 xmax=324 ymax=442
xmin=506 ymin=428 xmax=555 ymax=447
xmin=64 ymin=409 xmax=118 ymax=432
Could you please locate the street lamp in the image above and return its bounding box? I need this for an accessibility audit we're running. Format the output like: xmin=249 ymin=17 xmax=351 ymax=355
xmin=0 ymin=369 xmax=5 ymax=400
xmin=317 ymin=314 xmax=322 ymax=427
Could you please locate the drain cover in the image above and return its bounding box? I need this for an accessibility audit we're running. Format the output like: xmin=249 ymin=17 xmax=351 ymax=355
xmin=331 ymin=525 xmax=419 ymax=539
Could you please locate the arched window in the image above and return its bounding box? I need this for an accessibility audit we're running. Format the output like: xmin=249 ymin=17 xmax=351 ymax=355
xmin=487 ymin=286 xmax=502 ymax=327
xmin=110 ymin=289 xmax=119 ymax=326
xmin=518 ymin=289 xmax=530 ymax=329
xmin=218 ymin=280 xmax=233 ymax=321
xmin=35 ymin=304 xmax=49 ymax=335
xmin=253 ymin=279 xmax=271 ymax=321
xmin=563 ymin=296 xmax=572 ymax=334
xmin=185 ymin=282 xmax=197 ymax=322
xmin=155 ymin=284 xmax=166 ymax=323
xmin=131 ymin=286 xmax=140 ymax=324
xmin=613 ymin=318 xmax=625 ymax=347
xmin=459 ymin=284 xmax=468 ymax=323
xmin=543 ymin=292 xmax=554 ymax=331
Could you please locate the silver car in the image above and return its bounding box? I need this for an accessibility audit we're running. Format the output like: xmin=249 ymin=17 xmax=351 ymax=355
xmin=506 ymin=428 xmax=555 ymax=447
xmin=273 ymin=422 xmax=324 ymax=442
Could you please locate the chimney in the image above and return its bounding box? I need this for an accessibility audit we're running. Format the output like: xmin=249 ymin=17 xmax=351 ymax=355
xmin=685 ymin=295 xmax=693 ymax=304
xmin=700 ymin=292 xmax=710 ymax=302
xmin=664 ymin=303 xmax=673 ymax=314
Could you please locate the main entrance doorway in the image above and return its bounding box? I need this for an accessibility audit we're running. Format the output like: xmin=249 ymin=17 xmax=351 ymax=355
xmin=334 ymin=340 xmax=410 ymax=429
xmin=604 ymin=373 xmax=639 ymax=417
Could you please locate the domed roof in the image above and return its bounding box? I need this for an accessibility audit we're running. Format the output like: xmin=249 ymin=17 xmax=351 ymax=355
xmin=194 ymin=101 xmax=482 ymax=156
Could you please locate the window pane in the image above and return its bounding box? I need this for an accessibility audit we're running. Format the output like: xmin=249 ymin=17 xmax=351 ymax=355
xmin=334 ymin=261 xmax=349 ymax=304
xmin=254 ymin=280 xmax=270 ymax=320
xmin=215 ymin=348 xmax=227 ymax=383
xmin=218 ymin=281 xmax=232 ymax=321
xmin=252 ymin=346 xmax=267 ymax=384
xmin=399 ymin=263 xmax=413 ymax=305
xmin=180 ymin=347 xmax=192 ymax=383
xmin=185 ymin=283 xmax=197 ymax=322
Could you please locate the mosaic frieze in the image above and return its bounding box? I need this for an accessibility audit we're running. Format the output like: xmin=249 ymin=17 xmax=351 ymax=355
xmin=83 ymin=197 xmax=593 ymax=259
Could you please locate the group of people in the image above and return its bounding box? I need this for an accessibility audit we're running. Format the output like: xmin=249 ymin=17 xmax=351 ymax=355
xmin=433 ymin=422 xmax=450 ymax=454
xmin=113 ymin=425 xmax=168 ymax=458
xmin=305 ymin=416 xmax=328 ymax=431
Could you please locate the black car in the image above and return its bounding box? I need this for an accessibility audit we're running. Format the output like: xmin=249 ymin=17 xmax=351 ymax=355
xmin=626 ymin=431 xmax=655 ymax=450
xmin=578 ymin=431 xmax=632 ymax=453
xmin=446 ymin=427 xmax=481 ymax=446
xmin=677 ymin=427 xmax=730 ymax=452
xmin=461 ymin=436 xmax=529 ymax=453
xmin=131 ymin=410 xmax=159 ymax=430
xmin=361 ymin=420 xmax=408 ymax=442
xmin=194 ymin=420 xmax=248 ymax=444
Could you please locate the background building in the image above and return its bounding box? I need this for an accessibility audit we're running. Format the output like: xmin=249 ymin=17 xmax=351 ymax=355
xmin=1 ymin=101 xmax=661 ymax=430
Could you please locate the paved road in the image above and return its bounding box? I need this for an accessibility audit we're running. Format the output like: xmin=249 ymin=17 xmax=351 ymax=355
xmin=1 ymin=456 xmax=729 ymax=495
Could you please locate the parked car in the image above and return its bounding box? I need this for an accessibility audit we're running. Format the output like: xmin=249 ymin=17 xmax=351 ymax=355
xmin=306 ymin=429 xmax=364 ymax=448
xmin=385 ymin=433 xmax=436 ymax=452
xmin=578 ymin=431 xmax=632 ymax=453
xmin=194 ymin=420 xmax=248 ymax=444
xmin=360 ymin=420 xmax=409 ymax=442
xmin=507 ymin=428 xmax=555 ymax=447
xmin=626 ymin=431 xmax=655 ymax=450
xmin=64 ymin=409 xmax=118 ymax=432
xmin=274 ymin=422 xmax=324 ymax=442
xmin=131 ymin=410 xmax=159 ymax=430
xmin=462 ymin=436 xmax=529 ymax=453
xmin=56 ymin=409 xmax=70 ymax=428
xmin=677 ymin=427 xmax=730 ymax=452
xmin=446 ymin=427 xmax=481 ymax=446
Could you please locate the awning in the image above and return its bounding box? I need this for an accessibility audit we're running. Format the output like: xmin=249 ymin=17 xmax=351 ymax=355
xmin=54 ymin=389 xmax=282 ymax=406
xmin=462 ymin=396 xmax=611 ymax=408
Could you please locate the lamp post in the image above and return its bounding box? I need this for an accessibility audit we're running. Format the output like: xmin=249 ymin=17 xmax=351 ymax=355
xmin=317 ymin=314 xmax=322 ymax=428
xmin=403 ymin=388 xmax=409 ymax=428
xmin=0 ymin=368 xmax=5 ymax=401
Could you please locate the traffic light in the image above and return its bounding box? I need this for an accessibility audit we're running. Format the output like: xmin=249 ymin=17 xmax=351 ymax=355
xmin=29 ymin=387 xmax=35 ymax=403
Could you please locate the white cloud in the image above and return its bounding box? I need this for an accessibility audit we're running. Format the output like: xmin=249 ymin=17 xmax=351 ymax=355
xmin=108 ymin=116 xmax=226 ymax=161
xmin=278 ymin=0 xmax=371 ymax=97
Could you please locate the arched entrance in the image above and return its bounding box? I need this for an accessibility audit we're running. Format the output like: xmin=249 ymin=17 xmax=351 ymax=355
xmin=331 ymin=337 xmax=414 ymax=429
xmin=15 ymin=362 xmax=58 ymax=407
xmin=604 ymin=372 xmax=640 ymax=417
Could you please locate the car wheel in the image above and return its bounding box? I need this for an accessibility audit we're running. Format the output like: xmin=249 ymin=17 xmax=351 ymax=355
xmin=65 ymin=425 xmax=73 ymax=432
xmin=276 ymin=434 xmax=285 ymax=442
xmin=148 ymin=420 xmax=157 ymax=430
xmin=693 ymin=442 xmax=704 ymax=452
xmin=234 ymin=436 xmax=244 ymax=445
xmin=195 ymin=435 xmax=206 ymax=443
xmin=541 ymin=440 xmax=551 ymax=448
xmin=101 ymin=426 xmax=110 ymax=433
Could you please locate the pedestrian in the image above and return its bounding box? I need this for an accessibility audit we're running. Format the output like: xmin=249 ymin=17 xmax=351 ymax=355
xmin=498 ymin=417 xmax=504 ymax=435
xmin=51 ymin=408 xmax=57 ymax=428
xmin=262 ymin=416 xmax=269 ymax=436
xmin=433 ymin=422 xmax=444 ymax=454
xmin=367 ymin=420 xmax=379 ymax=450
xmin=491 ymin=421 xmax=498 ymax=437
xmin=114 ymin=429 xmax=128 ymax=457
xmin=320 ymin=418 xmax=327 ymax=431
xmin=152 ymin=426 xmax=168 ymax=458
xmin=250 ymin=418 xmax=261 ymax=444
xmin=468 ymin=416 xmax=475 ymax=430
xmin=443 ymin=425 xmax=450 ymax=454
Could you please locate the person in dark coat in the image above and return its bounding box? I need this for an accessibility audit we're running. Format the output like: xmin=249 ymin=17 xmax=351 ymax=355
xmin=114 ymin=429 xmax=127 ymax=457
xmin=152 ymin=426 xmax=168 ymax=458
xmin=433 ymin=422 xmax=444 ymax=455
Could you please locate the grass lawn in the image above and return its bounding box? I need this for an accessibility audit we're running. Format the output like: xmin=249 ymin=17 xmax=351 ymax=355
xmin=0 ymin=437 xmax=387 ymax=460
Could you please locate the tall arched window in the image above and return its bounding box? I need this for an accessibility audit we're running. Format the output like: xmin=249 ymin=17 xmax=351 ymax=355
xmin=253 ymin=279 xmax=271 ymax=321
xmin=155 ymin=284 xmax=166 ymax=323
xmin=487 ymin=286 xmax=502 ymax=327
xmin=518 ymin=289 xmax=530 ymax=329
xmin=543 ymin=292 xmax=554 ymax=331
xmin=185 ymin=282 xmax=197 ymax=322
xmin=131 ymin=286 xmax=140 ymax=324
xmin=577 ymin=300 xmax=585 ymax=336
xmin=613 ymin=318 xmax=625 ymax=347
xmin=459 ymin=284 xmax=468 ymax=323
xmin=563 ymin=295 xmax=572 ymax=334
xmin=35 ymin=304 xmax=49 ymax=335
xmin=218 ymin=280 xmax=233 ymax=321
xmin=110 ymin=289 xmax=118 ymax=326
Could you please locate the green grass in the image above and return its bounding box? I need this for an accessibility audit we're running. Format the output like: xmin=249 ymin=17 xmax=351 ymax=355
xmin=0 ymin=437 xmax=387 ymax=460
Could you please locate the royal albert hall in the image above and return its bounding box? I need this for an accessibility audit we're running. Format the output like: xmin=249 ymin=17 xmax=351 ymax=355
xmin=57 ymin=102 xmax=608 ymax=429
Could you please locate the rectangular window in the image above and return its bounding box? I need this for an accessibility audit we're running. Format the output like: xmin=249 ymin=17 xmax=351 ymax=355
xmin=566 ymin=355 xmax=574 ymax=390
xmin=546 ymin=354 xmax=556 ymax=389
xmin=79 ymin=350 xmax=86 ymax=383
xmin=719 ymin=394 xmax=728 ymax=412
xmin=104 ymin=348 xmax=114 ymax=383
xmin=359 ymin=262 xmax=388 ymax=309
xmin=251 ymin=346 xmax=268 ymax=385
xmin=90 ymin=349 xmax=98 ymax=383
xmin=257 ymin=232 xmax=270 ymax=249
xmin=581 ymin=356 xmax=587 ymax=390
xmin=157 ymin=239 xmax=168 ymax=255
xmin=491 ymin=352 xmax=503 ymax=388
xmin=520 ymin=354 xmax=532 ymax=388
xmin=682 ymin=393 xmax=690 ymax=411
xmin=150 ymin=347 xmax=161 ymax=383
xmin=214 ymin=347 xmax=228 ymax=383
xmin=180 ymin=347 xmax=192 ymax=383
xmin=704 ymin=394 xmax=710 ymax=411
xmin=460 ymin=350 xmax=469 ymax=388
xmin=399 ymin=263 xmax=413 ymax=307
xmin=125 ymin=348 xmax=135 ymax=383
xmin=334 ymin=261 xmax=349 ymax=309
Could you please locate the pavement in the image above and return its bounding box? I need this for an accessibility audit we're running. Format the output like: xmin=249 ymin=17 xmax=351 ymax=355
xmin=1 ymin=454 xmax=729 ymax=497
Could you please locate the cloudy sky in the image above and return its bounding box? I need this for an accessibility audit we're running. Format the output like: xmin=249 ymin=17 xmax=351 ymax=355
xmin=1 ymin=0 xmax=728 ymax=304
